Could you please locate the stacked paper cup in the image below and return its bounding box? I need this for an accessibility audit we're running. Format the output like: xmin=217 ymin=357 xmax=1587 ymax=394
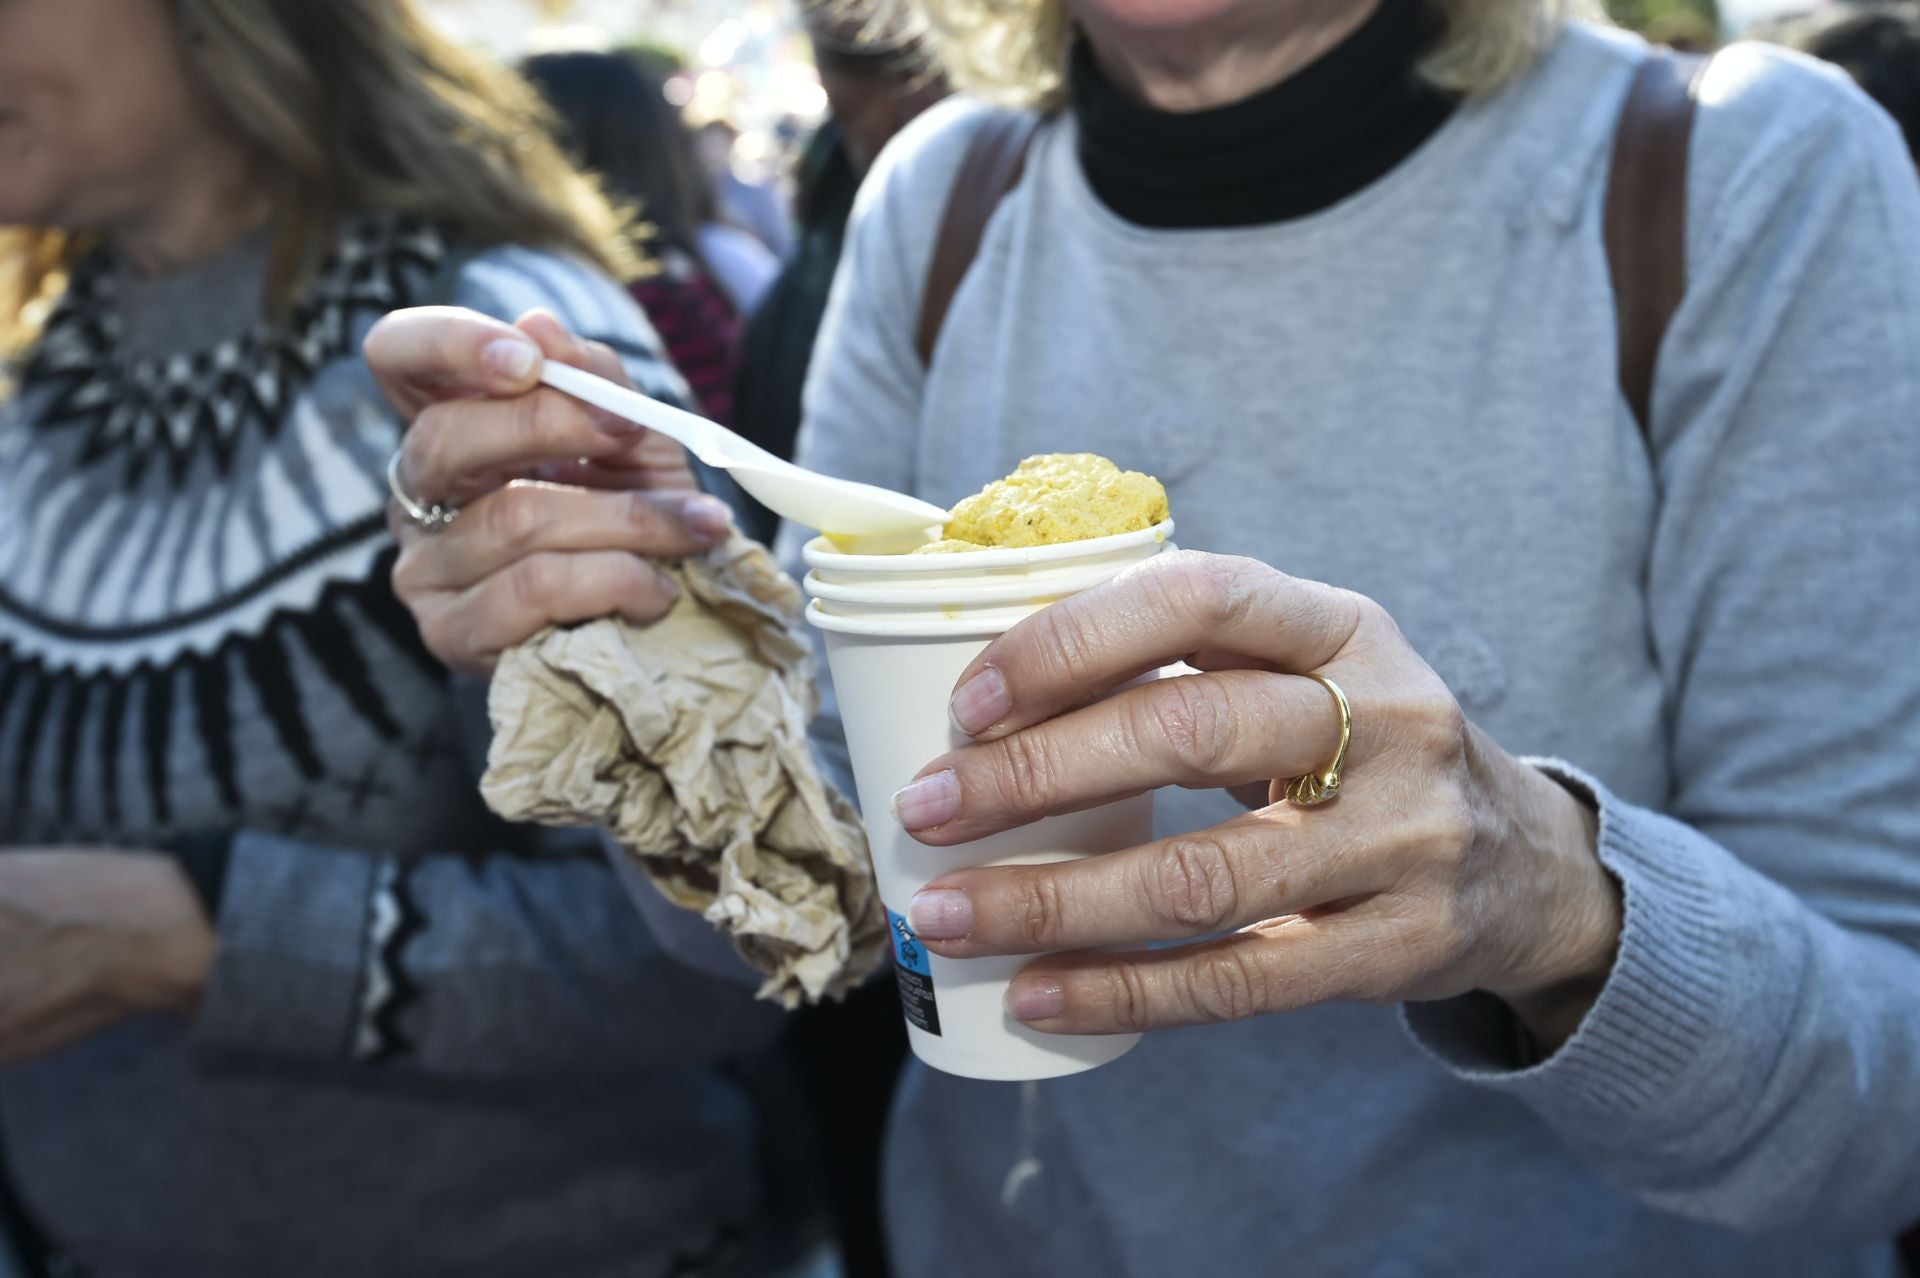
xmin=803 ymin=520 xmax=1175 ymax=1081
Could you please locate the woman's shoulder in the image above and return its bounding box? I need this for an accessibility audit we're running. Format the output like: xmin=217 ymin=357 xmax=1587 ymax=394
xmin=1688 ymin=39 xmax=1911 ymax=213
xmin=871 ymin=95 xmax=1028 ymax=181
xmin=838 ymin=95 xmax=1048 ymax=302
xmin=856 ymin=95 xmax=1041 ymax=230
xmin=446 ymin=240 xmax=689 ymax=401
xmin=1539 ymin=24 xmax=1903 ymax=197
xmin=1503 ymin=24 xmax=1911 ymax=251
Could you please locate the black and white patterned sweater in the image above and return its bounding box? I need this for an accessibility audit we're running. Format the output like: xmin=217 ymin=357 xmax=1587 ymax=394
xmin=0 ymin=216 xmax=791 ymax=1278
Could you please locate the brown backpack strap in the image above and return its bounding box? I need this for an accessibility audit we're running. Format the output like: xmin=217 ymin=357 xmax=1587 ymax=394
xmin=1604 ymin=49 xmax=1709 ymax=437
xmin=914 ymin=111 xmax=1042 ymax=366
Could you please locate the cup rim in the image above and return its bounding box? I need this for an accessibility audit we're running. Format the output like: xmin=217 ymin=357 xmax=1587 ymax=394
xmin=806 ymin=598 xmax=1025 ymax=638
xmin=803 ymin=555 xmax=1153 ymax=606
xmin=802 ymin=519 xmax=1175 ymax=573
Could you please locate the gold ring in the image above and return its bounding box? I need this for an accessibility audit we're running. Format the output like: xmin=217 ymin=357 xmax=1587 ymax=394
xmin=1284 ymin=674 xmax=1351 ymax=807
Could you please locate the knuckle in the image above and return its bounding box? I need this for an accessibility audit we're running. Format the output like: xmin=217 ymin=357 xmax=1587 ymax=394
xmin=1184 ymin=949 xmax=1268 ymax=1024
xmin=405 ymin=411 xmax=446 ymax=488
xmin=1008 ymin=873 xmax=1068 ymax=950
xmin=1033 ymin=604 xmax=1100 ymax=688
xmin=621 ymin=489 xmax=666 ymax=539
xmin=510 ymin=553 xmax=563 ymax=613
xmin=363 ymin=311 xmax=417 ymax=380
xmin=363 ymin=311 xmax=396 ymax=357
xmin=1309 ymin=586 xmax=1372 ymax=659
xmin=1148 ymin=836 xmax=1242 ymax=932
xmin=390 ymin=547 xmax=425 ymax=600
xmin=580 ymin=338 xmax=622 ymax=377
xmin=1410 ymin=691 xmax=1469 ymax=761
xmin=1167 ymin=552 xmax=1262 ymax=627
xmin=621 ymin=557 xmax=669 ymax=609
xmin=1426 ymin=786 xmax=1479 ymax=863
xmin=1372 ymin=910 xmax=1462 ymax=999
xmin=1349 ymin=591 xmax=1396 ymax=638
xmin=519 ymin=384 xmax=572 ymax=449
xmin=1131 ymin=552 xmax=1200 ymax=619
xmin=418 ymin=612 xmax=460 ymax=669
xmin=1108 ymin=958 xmax=1154 ymax=1033
xmin=993 ymin=730 xmax=1061 ymax=817
xmin=485 ymin=486 xmax=546 ymax=554
xmin=1147 ymin=677 xmax=1238 ymax=778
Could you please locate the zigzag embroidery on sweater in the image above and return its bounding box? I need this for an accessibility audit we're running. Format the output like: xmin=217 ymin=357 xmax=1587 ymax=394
xmin=26 ymin=216 xmax=443 ymax=488
xmin=0 ymin=560 xmax=442 ymax=840
xmin=0 ymin=215 xmax=455 ymax=835
xmin=353 ymin=855 xmax=425 ymax=1063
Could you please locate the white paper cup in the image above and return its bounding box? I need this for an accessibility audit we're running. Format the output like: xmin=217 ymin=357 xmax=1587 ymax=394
xmin=803 ymin=521 xmax=1173 ymax=1081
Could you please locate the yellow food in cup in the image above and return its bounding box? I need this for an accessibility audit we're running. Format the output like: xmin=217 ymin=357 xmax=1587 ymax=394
xmin=915 ymin=454 xmax=1168 ymax=553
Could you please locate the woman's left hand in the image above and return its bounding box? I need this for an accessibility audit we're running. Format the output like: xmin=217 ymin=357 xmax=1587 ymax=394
xmin=893 ymin=551 xmax=1620 ymax=1049
xmin=0 ymin=849 xmax=215 ymax=1065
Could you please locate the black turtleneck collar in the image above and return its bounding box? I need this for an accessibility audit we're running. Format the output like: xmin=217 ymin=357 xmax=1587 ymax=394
xmin=1070 ymin=0 xmax=1457 ymax=229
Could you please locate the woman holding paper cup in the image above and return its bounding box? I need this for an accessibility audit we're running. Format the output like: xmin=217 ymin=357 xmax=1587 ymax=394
xmin=371 ymin=0 xmax=1920 ymax=1273
xmin=801 ymin=0 xmax=1920 ymax=1268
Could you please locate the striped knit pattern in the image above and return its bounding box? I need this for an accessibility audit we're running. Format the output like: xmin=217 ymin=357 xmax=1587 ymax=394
xmin=0 ymin=217 xmax=689 ymax=1055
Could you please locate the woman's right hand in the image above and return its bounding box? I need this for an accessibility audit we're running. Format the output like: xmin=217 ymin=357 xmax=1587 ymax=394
xmin=364 ymin=307 xmax=733 ymax=675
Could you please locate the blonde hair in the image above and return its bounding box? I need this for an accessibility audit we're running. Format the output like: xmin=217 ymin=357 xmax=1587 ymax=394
xmin=1 ymin=0 xmax=636 ymax=359
xmin=913 ymin=0 xmax=1604 ymax=111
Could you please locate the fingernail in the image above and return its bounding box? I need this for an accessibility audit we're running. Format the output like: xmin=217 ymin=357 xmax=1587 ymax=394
xmin=950 ymin=667 xmax=1011 ymax=736
xmin=891 ymin=769 xmax=960 ymax=831
xmin=656 ymin=572 xmax=681 ymax=601
xmin=482 ymin=338 xmax=538 ymax=383
xmin=908 ymin=888 xmax=972 ymax=940
xmin=1006 ymin=977 xmax=1066 ymax=1022
xmin=683 ymin=494 xmax=732 ymax=544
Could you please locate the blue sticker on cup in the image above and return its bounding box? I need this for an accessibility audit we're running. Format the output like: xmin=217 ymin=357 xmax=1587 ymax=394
xmin=887 ymin=908 xmax=941 ymax=1036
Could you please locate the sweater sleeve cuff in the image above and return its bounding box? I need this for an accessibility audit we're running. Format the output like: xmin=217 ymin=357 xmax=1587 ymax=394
xmin=193 ymin=832 xmax=379 ymax=1061
xmin=1401 ymin=759 xmax=1740 ymax=1128
xmin=162 ymin=830 xmax=234 ymax=918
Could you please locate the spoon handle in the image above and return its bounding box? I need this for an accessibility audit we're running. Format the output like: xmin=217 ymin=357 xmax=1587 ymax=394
xmin=538 ymin=362 xmax=720 ymax=463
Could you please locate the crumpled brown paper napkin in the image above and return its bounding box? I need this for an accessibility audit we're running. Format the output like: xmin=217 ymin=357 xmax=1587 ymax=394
xmin=480 ymin=535 xmax=887 ymax=1006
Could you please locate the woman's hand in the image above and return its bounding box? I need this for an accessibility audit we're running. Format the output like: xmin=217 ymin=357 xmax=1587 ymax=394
xmin=364 ymin=307 xmax=733 ymax=675
xmin=892 ymin=551 xmax=1620 ymax=1050
xmin=0 ymin=850 xmax=215 ymax=1065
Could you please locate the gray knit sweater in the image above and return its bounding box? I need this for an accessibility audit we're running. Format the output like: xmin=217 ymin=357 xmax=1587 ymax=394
xmin=0 ymin=220 xmax=794 ymax=1277
xmin=783 ymin=24 xmax=1920 ymax=1276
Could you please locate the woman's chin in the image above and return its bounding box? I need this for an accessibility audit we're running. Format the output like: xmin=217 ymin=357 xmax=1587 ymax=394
xmin=1071 ymin=0 xmax=1261 ymax=32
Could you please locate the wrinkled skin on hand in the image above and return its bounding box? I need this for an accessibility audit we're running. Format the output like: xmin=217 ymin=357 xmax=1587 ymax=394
xmin=891 ymin=551 xmax=1617 ymax=1049
xmin=365 ymin=306 xmax=733 ymax=676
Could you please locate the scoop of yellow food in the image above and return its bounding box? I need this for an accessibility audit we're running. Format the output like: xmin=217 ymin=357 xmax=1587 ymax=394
xmin=915 ymin=453 xmax=1168 ymax=553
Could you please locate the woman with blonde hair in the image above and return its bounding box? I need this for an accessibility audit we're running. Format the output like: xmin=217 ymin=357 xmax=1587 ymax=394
xmin=368 ymin=0 xmax=1920 ymax=1269
xmin=0 ymin=1 xmax=817 ymax=1275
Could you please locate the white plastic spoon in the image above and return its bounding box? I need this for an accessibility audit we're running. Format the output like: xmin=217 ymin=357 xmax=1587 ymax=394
xmin=539 ymin=362 xmax=949 ymax=539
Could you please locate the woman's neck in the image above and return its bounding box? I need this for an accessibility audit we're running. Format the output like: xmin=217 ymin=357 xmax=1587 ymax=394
xmin=1077 ymin=0 xmax=1385 ymax=112
xmin=1069 ymin=0 xmax=1456 ymax=230
xmin=106 ymin=141 xmax=273 ymax=278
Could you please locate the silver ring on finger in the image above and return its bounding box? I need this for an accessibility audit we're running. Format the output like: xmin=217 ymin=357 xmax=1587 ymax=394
xmin=386 ymin=448 xmax=460 ymax=533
